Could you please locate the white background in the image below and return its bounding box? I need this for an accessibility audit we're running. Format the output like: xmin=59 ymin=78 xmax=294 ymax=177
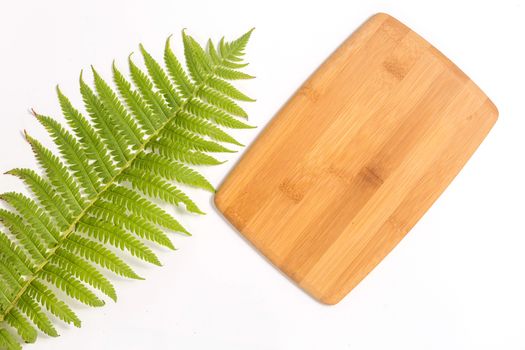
xmin=0 ymin=0 xmax=524 ymax=349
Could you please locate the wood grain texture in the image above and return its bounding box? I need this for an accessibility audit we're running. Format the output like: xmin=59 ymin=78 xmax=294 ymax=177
xmin=215 ymin=13 xmax=498 ymax=304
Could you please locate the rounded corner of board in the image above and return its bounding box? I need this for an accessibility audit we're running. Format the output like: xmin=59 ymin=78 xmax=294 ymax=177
xmin=213 ymin=191 xmax=227 ymax=212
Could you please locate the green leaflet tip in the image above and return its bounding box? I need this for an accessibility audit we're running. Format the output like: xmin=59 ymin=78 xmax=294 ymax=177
xmin=131 ymin=274 xmax=145 ymax=281
xmin=22 ymin=129 xmax=31 ymax=142
xmin=29 ymin=108 xmax=38 ymax=118
xmin=90 ymin=65 xmax=99 ymax=77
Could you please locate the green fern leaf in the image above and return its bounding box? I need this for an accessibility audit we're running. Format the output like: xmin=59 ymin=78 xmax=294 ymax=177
xmin=128 ymin=58 xmax=171 ymax=121
xmin=5 ymin=169 xmax=72 ymax=229
xmin=5 ymin=309 xmax=37 ymax=343
xmin=174 ymin=111 xmax=243 ymax=145
xmin=0 ymin=210 xmax=47 ymax=263
xmin=164 ymin=36 xmax=194 ymax=97
xmin=34 ymin=113 xmax=101 ymax=197
xmin=41 ymin=264 xmax=105 ymax=307
xmin=18 ymin=295 xmax=58 ymax=337
xmin=77 ymin=218 xmax=161 ymax=266
xmin=158 ymin=126 xmax=235 ymax=153
xmin=80 ymin=75 xmax=131 ymax=164
xmin=215 ymin=66 xmax=255 ymax=80
xmin=112 ymin=63 xmax=160 ymax=133
xmin=63 ymin=235 xmax=141 ymax=280
xmin=150 ymin=140 xmax=222 ymax=165
xmin=26 ymin=280 xmax=80 ymax=327
xmin=140 ymin=44 xmax=183 ymax=108
xmin=51 ymin=248 xmax=117 ymax=301
xmin=0 ymin=232 xmax=33 ymax=276
xmin=186 ymin=99 xmax=254 ymax=129
xmin=198 ymin=85 xmax=248 ymax=117
xmin=92 ymin=67 xmax=145 ymax=148
xmin=57 ymin=87 xmax=115 ymax=179
xmin=90 ymin=200 xmax=175 ymax=249
xmin=0 ymin=192 xmax=59 ymax=243
xmin=0 ymin=256 xmax=23 ymax=292
xmin=102 ymin=186 xmax=189 ymax=234
xmin=0 ymin=29 xmax=254 ymax=348
xmin=24 ymin=135 xmax=86 ymax=214
xmin=121 ymin=168 xmax=203 ymax=214
xmin=0 ymin=328 xmax=21 ymax=350
xmin=207 ymin=76 xmax=255 ymax=102
xmin=134 ymin=153 xmax=214 ymax=192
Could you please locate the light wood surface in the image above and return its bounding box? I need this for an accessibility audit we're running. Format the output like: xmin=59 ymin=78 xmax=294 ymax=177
xmin=215 ymin=13 xmax=498 ymax=305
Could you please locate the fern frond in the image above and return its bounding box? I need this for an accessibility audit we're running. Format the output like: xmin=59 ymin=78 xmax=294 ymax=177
xmin=5 ymin=169 xmax=71 ymax=229
xmin=24 ymin=135 xmax=86 ymax=214
xmin=182 ymin=31 xmax=208 ymax=83
xmin=112 ymin=63 xmax=160 ymax=134
xmin=215 ymin=67 xmax=254 ymax=80
xmin=5 ymin=309 xmax=37 ymax=343
xmin=0 ymin=29 xmax=254 ymax=348
xmin=92 ymin=67 xmax=145 ymax=148
xmin=51 ymin=248 xmax=117 ymax=301
xmin=57 ymin=86 xmax=115 ymax=179
xmin=0 ymin=210 xmax=47 ymax=263
xmin=0 ymin=232 xmax=33 ymax=276
xmin=63 ymin=235 xmax=141 ymax=280
xmin=26 ymin=280 xmax=80 ymax=327
xmin=102 ymin=186 xmax=189 ymax=234
xmin=150 ymin=140 xmax=222 ymax=165
xmin=121 ymin=168 xmax=203 ymax=214
xmin=0 ymin=192 xmax=59 ymax=243
xmin=40 ymin=264 xmax=105 ymax=307
xmin=89 ymin=200 xmax=175 ymax=249
xmin=164 ymin=36 xmax=194 ymax=97
xmin=197 ymin=85 xmax=248 ymax=117
xmin=207 ymin=76 xmax=255 ymax=102
xmin=34 ymin=113 xmax=101 ymax=197
xmin=219 ymin=28 xmax=254 ymax=60
xmin=134 ymin=153 xmax=214 ymax=192
xmin=140 ymin=44 xmax=182 ymax=108
xmin=80 ymin=74 xmax=130 ymax=165
xmin=174 ymin=112 xmax=243 ymax=145
xmin=186 ymin=99 xmax=254 ymax=129
xmin=18 ymin=295 xmax=58 ymax=337
xmin=128 ymin=58 xmax=171 ymax=121
xmin=77 ymin=218 xmax=161 ymax=266
xmin=0 ymin=256 xmax=23 ymax=291
xmin=0 ymin=328 xmax=21 ymax=350
xmin=159 ymin=126 xmax=234 ymax=153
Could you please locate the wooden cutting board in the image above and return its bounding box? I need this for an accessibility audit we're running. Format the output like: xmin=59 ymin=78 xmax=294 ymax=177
xmin=215 ymin=13 xmax=498 ymax=304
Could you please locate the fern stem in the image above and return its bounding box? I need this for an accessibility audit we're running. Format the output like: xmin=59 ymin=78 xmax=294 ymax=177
xmin=0 ymin=56 xmax=230 ymax=322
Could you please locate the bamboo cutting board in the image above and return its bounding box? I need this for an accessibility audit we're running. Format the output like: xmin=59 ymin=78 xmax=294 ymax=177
xmin=215 ymin=13 xmax=498 ymax=304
